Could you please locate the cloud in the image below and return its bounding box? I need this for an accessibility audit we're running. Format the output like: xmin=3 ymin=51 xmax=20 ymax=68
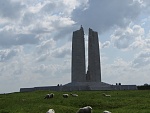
xmin=72 ymin=0 xmax=142 ymax=33
xmin=0 ymin=0 xmax=24 ymax=19
xmin=101 ymin=41 xmax=110 ymax=48
xmin=140 ymin=0 xmax=150 ymax=12
xmin=101 ymin=56 xmax=150 ymax=85
xmin=0 ymin=29 xmax=40 ymax=48
xmin=132 ymin=25 xmax=145 ymax=36
xmin=33 ymin=63 xmax=69 ymax=76
xmin=101 ymin=58 xmax=132 ymax=84
xmin=35 ymin=40 xmax=71 ymax=62
xmin=53 ymin=25 xmax=76 ymax=40
xmin=111 ymin=27 xmax=135 ymax=49
xmin=129 ymin=38 xmax=145 ymax=49
xmin=144 ymin=39 xmax=150 ymax=48
xmin=111 ymin=25 xmax=144 ymax=50
xmin=36 ymin=39 xmax=56 ymax=54
xmin=19 ymin=0 xmax=77 ymax=40
xmin=0 ymin=47 xmax=22 ymax=62
xmin=52 ymin=47 xmax=71 ymax=58
xmin=132 ymin=49 xmax=150 ymax=68
xmin=51 ymin=42 xmax=71 ymax=58
xmin=35 ymin=52 xmax=50 ymax=62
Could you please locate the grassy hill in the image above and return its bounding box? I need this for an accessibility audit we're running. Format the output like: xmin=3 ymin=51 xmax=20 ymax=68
xmin=0 ymin=90 xmax=150 ymax=113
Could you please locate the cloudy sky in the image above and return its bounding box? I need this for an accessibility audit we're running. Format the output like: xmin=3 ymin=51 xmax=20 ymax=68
xmin=0 ymin=0 xmax=150 ymax=93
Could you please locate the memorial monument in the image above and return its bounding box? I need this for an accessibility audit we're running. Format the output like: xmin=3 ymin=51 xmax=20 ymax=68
xmin=63 ymin=26 xmax=111 ymax=90
xmin=71 ymin=26 xmax=101 ymax=83
xmin=86 ymin=28 xmax=101 ymax=82
xmin=20 ymin=26 xmax=137 ymax=92
xmin=71 ymin=26 xmax=101 ymax=82
xmin=71 ymin=26 xmax=86 ymax=82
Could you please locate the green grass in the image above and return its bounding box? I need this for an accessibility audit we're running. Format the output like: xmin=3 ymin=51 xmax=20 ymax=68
xmin=0 ymin=90 xmax=150 ymax=113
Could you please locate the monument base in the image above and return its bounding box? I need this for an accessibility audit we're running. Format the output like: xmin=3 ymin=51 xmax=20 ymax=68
xmin=62 ymin=82 xmax=111 ymax=91
xmin=62 ymin=82 xmax=137 ymax=91
xmin=20 ymin=82 xmax=137 ymax=92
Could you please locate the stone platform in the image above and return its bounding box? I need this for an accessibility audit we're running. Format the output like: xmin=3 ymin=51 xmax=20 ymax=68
xmin=63 ymin=82 xmax=111 ymax=91
xmin=62 ymin=82 xmax=137 ymax=91
xmin=20 ymin=82 xmax=137 ymax=92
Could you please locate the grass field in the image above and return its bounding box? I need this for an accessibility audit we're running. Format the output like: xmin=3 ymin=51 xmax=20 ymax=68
xmin=0 ymin=90 xmax=150 ymax=113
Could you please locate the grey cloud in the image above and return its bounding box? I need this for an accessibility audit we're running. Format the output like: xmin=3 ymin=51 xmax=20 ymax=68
xmin=33 ymin=63 xmax=70 ymax=77
xmin=51 ymin=42 xmax=72 ymax=58
xmin=111 ymin=25 xmax=144 ymax=50
xmin=141 ymin=0 xmax=150 ymax=12
xmin=0 ymin=0 xmax=24 ymax=19
xmin=20 ymin=1 xmax=77 ymax=40
xmin=132 ymin=50 xmax=150 ymax=68
xmin=34 ymin=64 xmax=47 ymax=73
xmin=145 ymin=39 xmax=150 ymax=48
xmin=54 ymin=26 xmax=76 ymax=41
xmin=0 ymin=48 xmax=21 ymax=62
xmin=22 ymin=12 xmax=35 ymax=25
xmin=22 ymin=13 xmax=54 ymax=35
xmin=36 ymin=53 xmax=50 ymax=62
xmin=52 ymin=47 xmax=71 ymax=58
xmin=0 ymin=30 xmax=39 ymax=48
xmin=30 ymin=25 xmax=52 ymax=34
xmin=40 ymin=0 xmax=78 ymax=16
xmin=16 ymin=34 xmax=39 ymax=45
xmin=129 ymin=40 xmax=145 ymax=49
xmin=101 ymin=41 xmax=110 ymax=48
xmin=0 ymin=30 xmax=16 ymax=47
xmin=22 ymin=12 xmax=53 ymax=34
xmin=36 ymin=39 xmax=56 ymax=54
xmin=113 ymin=35 xmax=133 ymax=49
xmin=111 ymin=28 xmax=134 ymax=49
xmin=41 ymin=2 xmax=61 ymax=15
xmin=72 ymin=0 xmax=142 ymax=33
xmin=35 ymin=41 xmax=71 ymax=62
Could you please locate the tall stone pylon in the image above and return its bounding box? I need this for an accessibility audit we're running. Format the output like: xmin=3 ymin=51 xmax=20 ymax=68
xmin=86 ymin=28 xmax=101 ymax=82
xmin=71 ymin=26 xmax=86 ymax=82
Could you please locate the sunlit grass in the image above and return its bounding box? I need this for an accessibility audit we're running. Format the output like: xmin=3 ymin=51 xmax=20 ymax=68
xmin=0 ymin=90 xmax=150 ymax=113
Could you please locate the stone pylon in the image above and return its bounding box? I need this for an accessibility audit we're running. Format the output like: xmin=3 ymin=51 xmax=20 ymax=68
xmin=86 ymin=28 xmax=101 ymax=82
xmin=71 ymin=26 xmax=86 ymax=82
